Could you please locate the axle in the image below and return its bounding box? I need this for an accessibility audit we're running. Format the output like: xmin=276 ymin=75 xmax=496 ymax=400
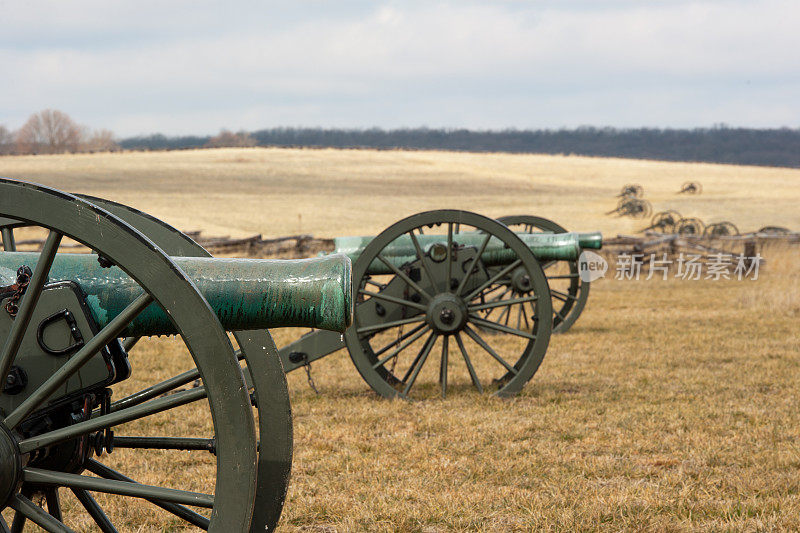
xmin=0 ymin=252 xmax=352 ymax=335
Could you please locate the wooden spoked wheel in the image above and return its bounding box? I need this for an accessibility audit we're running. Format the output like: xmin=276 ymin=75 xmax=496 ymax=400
xmin=344 ymin=210 xmax=552 ymax=399
xmin=0 ymin=180 xmax=258 ymax=532
xmin=496 ymin=215 xmax=590 ymax=334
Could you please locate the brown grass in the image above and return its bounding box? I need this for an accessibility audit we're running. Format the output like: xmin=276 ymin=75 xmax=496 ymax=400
xmin=1 ymin=147 xmax=798 ymax=238
xmin=1 ymin=148 xmax=799 ymax=531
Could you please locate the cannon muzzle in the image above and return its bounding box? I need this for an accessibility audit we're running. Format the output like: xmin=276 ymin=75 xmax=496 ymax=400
xmin=0 ymin=253 xmax=352 ymax=336
xmin=332 ymin=231 xmax=602 ymax=274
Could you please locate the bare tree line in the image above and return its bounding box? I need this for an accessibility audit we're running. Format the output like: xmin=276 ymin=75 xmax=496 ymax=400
xmin=0 ymin=109 xmax=120 ymax=155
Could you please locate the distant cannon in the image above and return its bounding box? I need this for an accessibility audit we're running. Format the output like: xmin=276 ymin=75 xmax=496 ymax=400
xmin=617 ymin=184 xmax=643 ymax=198
xmin=676 ymin=217 xmax=705 ymax=236
xmin=607 ymin=198 xmax=653 ymax=219
xmin=704 ymin=222 xmax=739 ymax=237
xmin=678 ymin=181 xmax=702 ymax=194
xmin=640 ymin=210 xmax=682 ymax=233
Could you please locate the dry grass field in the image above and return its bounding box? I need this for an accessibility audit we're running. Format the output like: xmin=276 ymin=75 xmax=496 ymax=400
xmin=1 ymin=148 xmax=799 ymax=531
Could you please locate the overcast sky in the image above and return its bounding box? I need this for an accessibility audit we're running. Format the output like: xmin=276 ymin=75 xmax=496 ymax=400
xmin=1 ymin=0 xmax=798 ymax=136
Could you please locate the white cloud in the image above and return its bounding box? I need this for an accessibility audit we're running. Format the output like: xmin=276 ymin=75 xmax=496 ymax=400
xmin=1 ymin=0 xmax=798 ymax=134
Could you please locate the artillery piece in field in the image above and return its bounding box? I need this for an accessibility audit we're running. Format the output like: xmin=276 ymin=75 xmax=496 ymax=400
xmin=0 ymin=179 xmax=352 ymax=532
xmin=678 ymin=181 xmax=702 ymax=194
xmin=278 ymin=211 xmax=602 ymax=399
xmin=640 ymin=211 xmax=682 ymax=234
xmin=607 ymin=197 xmax=653 ymax=219
xmin=704 ymin=221 xmax=739 ymax=237
xmin=617 ymin=184 xmax=644 ymax=198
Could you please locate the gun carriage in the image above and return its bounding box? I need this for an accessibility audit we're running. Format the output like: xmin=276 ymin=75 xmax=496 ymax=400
xmin=0 ymin=179 xmax=352 ymax=532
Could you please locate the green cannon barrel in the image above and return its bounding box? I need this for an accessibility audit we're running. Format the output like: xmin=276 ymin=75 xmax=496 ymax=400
xmin=332 ymin=231 xmax=602 ymax=274
xmin=0 ymin=252 xmax=352 ymax=336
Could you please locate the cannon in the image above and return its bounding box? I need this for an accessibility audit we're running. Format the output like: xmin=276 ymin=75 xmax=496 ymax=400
xmin=704 ymin=221 xmax=739 ymax=237
xmin=0 ymin=179 xmax=352 ymax=532
xmin=640 ymin=211 xmax=682 ymax=234
xmin=678 ymin=181 xmax=702 ymax=194
xmin=676 ymin=217 xmax=705 ymax=236
xmin=617 ymin=184 xmax=643 ymax=198
xmin=22 ymin=202 xmax=599 ymax=400
xmin=278 ymin=211 xmax=602 ymax=399
xmin=607 ymin=198 xmax=653 ymax=219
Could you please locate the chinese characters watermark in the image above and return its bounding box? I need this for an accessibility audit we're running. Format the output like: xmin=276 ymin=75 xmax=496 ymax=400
xmin=608 ymin=252 xmax=761 ymax=281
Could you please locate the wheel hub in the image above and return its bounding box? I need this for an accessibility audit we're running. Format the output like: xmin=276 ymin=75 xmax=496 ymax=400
xmin=0 ymin=423 xmax=21 ymax=507
xmin=510 ymin=266 xmax=532 ymax=293
xmin=426 ymin=293 xmax=468 ymax=334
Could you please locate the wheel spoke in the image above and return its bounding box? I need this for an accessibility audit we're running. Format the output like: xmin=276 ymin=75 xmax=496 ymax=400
xmin=376 ymin=254 xmax=432 ymax=302
xmin=17 ymin=387 xmax=206 ymax=454
xmin=1 ymin=227 xmax=16 ymax=251
xmin=464 ymin=258 xmax=522 ymax=301
xmin=439 ymin=335 xmax=449 ymax=398
xmin=372 ymin=324 xmax=431 ymax=369
xmin=551 ymin=289 xmax=578 ymax=302
xmin=463 ymin=325 xmax=518 ymax=374
xmin=364 ymin=278 xmax=387 ymax=290
xmin=4 ymin=292 xmax=154 ymax=430
xmin=469 ymin=315 xmax=537 ymax=340
xmin=496 ymin=302 xmax=511 ymax=326
xmin=401 ymin=332 xmax=437 ymax=396
xmin=373 ymin=322 xmax=426 ymax=357
xmin=0 ymin=230 xmax=62 ymax=395
xmin=356 ymin=315 xmax=426 ymax=336
xmin=45 ymin=488 xmax=62 ymax=522
xmin=445 ymin=223 xmax=453 ymax=293
xmin=87 ymin=460 xmax=210 ymax=529
xmin=23 ymin=468 xmax=215 ymax=508
xmin=456 ymin=233 xmax=491 ymax=296
xmin=398 ymin=331 xmax=434 ymax=385
xmin=547 ymin=273 xmax=579 ymax=280
xmin=502 ymin=303 xmax=512 ymax=326
xmin=113 ymin=436 xmax=216 ymax=453
xmin=468 ymin=294 xmax=538 ymax=312
xmin=72 ymin=489 xmax=118 ymax=533
xmin=10 ymin=509 xmax=25 ymax=533
xmin=408 ymin=230 xmax=436 ymax=291
xmin=111 ymin=366 xmax=201 ymax=413
xmin=358 ymin=288 xmax=427 ymax=312
xmin=8 ymin=494 xmax=74 ymax=533
xmin=110 ymin=350 xmax=246 ymax=415
xmin=454 ymin=333 xmax=482 ymax=393
xmin=478 ymin=286 xmax=512 ymax=316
